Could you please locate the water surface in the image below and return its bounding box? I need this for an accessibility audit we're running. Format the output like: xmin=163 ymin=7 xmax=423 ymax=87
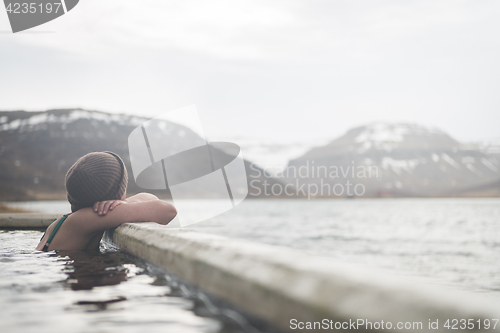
xmin=0 ymin=230 xmax=261 ymax=333
xmin=7 ymin=198 xmax=500 ymax=298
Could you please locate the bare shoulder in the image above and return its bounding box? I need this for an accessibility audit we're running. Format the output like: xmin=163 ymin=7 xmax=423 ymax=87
xmin=69 ymin=200 xmax=177 ymax=233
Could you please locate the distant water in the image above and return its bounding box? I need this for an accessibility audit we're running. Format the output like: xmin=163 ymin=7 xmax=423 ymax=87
xmin=7 ymin=198 xmax=500 ymax=298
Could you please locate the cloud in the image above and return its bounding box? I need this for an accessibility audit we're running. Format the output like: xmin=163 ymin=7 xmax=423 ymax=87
xmin=2 ymin=0 xmax=485 ymax=61
xmin=1 ymin=0 xmax=499 ymax=142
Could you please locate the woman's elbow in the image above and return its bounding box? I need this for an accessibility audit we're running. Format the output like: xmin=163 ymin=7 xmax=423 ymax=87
xmin=159 ymin=201 xmax=177 ymax=225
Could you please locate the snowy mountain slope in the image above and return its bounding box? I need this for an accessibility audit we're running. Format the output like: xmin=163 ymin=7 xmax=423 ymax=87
xmin=2 ymin=110 xmax=497 ymax=198
xmin=0 ymin=109 xmax=283 ymax=200
xmin=287 ymin=123 xmax=500 ymax=197
xmin=0 ymin=109 xmax=146 ymax=131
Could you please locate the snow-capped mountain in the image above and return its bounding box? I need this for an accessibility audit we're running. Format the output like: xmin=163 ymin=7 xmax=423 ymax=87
xmin=286 ymin=123 xmax=500 ymax=197
xmin=0 ymin=109 xmax=283 ymax=200
xmin=1 ymin=110 xmax=498 ymax=199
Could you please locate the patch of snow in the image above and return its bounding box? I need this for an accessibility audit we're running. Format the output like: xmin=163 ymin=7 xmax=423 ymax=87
xmin=441 ymin=154 xmax=460 ymax=169
xmin=5 ymin=119 xmax=21 ymax=131
xmin=359 ymin=141 xmax=371 ymax=152
xmin=381 ymin=157 xmax=419 ymax=175
xmin=0 ymin=110 xmax=149 ymax=132
xmin=362 ymin=158 xmax=374 ymax=165
xmin=355 ymin=123 xmax=409 ymax=144
xmin=354 ymin=122 xmax=444 ymax=153
xmin=25 ymin=113 xmax=53 ymax=126
xmin=465 ymin=163 xmax=479 ymax=174
xmin=481 ymin=158 xmax=498 ymax=172
xmin=461 ymin=157 xmax=475 ymax=164
xmin=64 ymin=110 xmax=146 ymax=126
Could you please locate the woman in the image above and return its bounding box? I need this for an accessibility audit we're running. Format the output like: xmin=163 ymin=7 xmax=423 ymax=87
xmin=36 ymin=151 xmax=176 ymax=251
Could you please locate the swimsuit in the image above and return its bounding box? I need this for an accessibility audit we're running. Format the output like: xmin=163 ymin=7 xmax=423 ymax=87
xmin=40 ymin=214 xmax=69 ymax=252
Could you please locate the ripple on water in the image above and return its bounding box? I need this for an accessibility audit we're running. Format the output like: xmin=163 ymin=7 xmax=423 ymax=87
xmin=0 ymin=230 xmax=256 ymax=333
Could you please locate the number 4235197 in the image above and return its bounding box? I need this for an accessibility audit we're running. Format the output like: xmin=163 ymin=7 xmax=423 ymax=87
xmin=5 ymin=3 xmax=62 ymax=14
xmin=444 ymin=319 xmax=499 ymax=330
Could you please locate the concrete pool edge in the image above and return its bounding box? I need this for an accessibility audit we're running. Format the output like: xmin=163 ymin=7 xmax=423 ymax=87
xmin=2 ymin=213 xmax=499 ymax=332
xmin=0 ymin=213 xmax=59 ymax=228
xmin=106 ymin=222 xmax=500 ymax=333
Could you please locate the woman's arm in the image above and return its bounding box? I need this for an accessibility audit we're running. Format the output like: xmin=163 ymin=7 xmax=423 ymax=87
xmin=93 ymin=192 xmax=160 ymax=216
xmin=73 ymin=200 xmax=177 ymax=234
xmin=124 ymin=192 xmax=159 ymax=203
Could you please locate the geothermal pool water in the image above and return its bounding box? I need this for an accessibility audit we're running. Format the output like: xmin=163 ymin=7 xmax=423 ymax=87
xmin=0 ymin=230 xmax=265 ymax=333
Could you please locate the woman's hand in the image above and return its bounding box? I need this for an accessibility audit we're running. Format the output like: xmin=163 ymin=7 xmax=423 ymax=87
xmin=76 ymin=200 xmax=177 ymax=234
xmin=93 ymin=200 xmax=126 ymax=216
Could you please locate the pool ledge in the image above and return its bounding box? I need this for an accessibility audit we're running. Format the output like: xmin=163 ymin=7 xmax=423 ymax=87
xmin=106 ymin=222 xmax=500 ymax=333
xmin=0 ymin=213 xmax=59 ymax=228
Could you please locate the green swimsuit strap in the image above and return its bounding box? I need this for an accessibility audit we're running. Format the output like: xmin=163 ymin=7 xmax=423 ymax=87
xmin=42 ymin=214 xmax=69 ymax=252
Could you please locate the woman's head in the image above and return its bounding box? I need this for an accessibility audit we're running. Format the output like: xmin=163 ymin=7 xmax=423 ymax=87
xmin=65 ymin=151 xmax=128 ymax=212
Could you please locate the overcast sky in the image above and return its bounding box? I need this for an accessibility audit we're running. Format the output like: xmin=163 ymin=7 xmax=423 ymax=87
xmin=1 ymin=0 xmax=499 ymax=143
